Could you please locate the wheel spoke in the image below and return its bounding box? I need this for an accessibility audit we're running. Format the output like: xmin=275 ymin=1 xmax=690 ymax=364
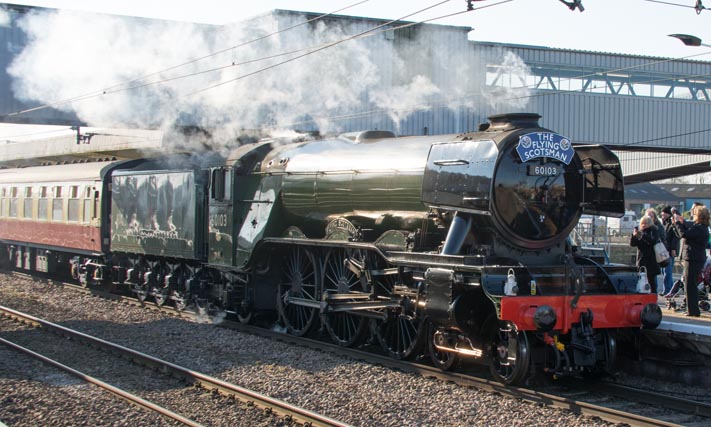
xmin=488 ymin=320 xmax=530 ymax=385
xmin=276 ymin=247 xmax=319 ymax=337
xmin=321 ymin=248 xmax=368 ymax=347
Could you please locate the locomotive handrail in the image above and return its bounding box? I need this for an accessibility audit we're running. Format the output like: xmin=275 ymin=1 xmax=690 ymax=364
xmin=433 ymin=159 xmax=469 ymax=166
xmin=236 ymin=199 xmax=273 ymax=204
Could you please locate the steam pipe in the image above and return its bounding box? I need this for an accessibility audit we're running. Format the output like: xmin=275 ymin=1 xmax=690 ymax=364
xmin=441 ymin=212 xmax=472 ymax=255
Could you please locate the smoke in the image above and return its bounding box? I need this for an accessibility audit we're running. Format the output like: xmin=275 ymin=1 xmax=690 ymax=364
xmin=7 ymin=8 xmax=531 ymax=148
xmin=371 ymin=75 xmax=440 ymax=132
xmin=481 ymin=51 xmax=532 ymax=110
xmin=0 ymin=7 xmax=9 ymax=27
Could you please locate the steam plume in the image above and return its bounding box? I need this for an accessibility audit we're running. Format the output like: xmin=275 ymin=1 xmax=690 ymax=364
xmin=7 ymin=8 xmax=531 ymax=146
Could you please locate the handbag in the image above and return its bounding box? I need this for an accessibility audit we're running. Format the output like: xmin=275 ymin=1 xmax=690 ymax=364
xmin=654 ymin=240 xmax=670 ymax=267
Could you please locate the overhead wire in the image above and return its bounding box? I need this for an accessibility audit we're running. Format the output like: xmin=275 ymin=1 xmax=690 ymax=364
xmin=280 ymin=48 xmax=711 ymax=131
xmin=84 ymin=3 xmax=486 ymax=97
xmin=267 ymin=0 xmax=711 ymax=130
xmin=0 ymin=126 xmax=73 ymax=140
xmin=0 ymin=0 xmax=512 ymax=141
xmin=3 ymin=0 xmax=709 ymax=156
xmin=1 ymin=0 xmax=372 ymax=119
xmin=2 ymin=0 xmax=510 ymax=120
xmin=642 ymin=0 xmax=708 ymax=13
xmin=187 ymin=0 xmax=457 ymax=96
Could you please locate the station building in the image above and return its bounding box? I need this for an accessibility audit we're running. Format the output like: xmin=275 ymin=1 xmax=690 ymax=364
xmin=1 ymin=3 xmax=710 ymax=184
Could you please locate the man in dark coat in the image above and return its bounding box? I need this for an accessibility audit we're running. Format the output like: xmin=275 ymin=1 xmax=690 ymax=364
xmin=661 ymin=206 xmax=680 ymax=296
xmin=673 ymin=204 xmax=710 ymax=317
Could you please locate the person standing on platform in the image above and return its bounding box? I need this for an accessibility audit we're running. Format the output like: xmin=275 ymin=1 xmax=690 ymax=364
xmin=630 ymin=215 xmax=661 ymax=294
xmin=661 ymin=206 xmax=680 ymax=296
xmin=646 ymin=208 xmax=667 ymax=295
xmin=646 ymin=207 xmax=667 ymax=250
xmin=673 ymin=204 xmax=710 ymax=317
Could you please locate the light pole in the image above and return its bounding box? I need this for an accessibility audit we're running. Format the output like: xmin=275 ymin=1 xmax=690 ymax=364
xmin=668 ymin=33 xmax=711 ymax=48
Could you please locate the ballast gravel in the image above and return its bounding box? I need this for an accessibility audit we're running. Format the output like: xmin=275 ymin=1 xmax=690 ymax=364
xmin=0 ymin=273 xmax=632 ymax=427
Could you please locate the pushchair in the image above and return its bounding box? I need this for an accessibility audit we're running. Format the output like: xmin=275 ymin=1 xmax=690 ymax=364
xmin=665 ymin=258 xmax=711 ymax=312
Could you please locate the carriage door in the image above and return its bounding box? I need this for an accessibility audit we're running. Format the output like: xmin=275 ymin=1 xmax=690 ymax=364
xmin=207 ymin=167 xmax=233 ymax=266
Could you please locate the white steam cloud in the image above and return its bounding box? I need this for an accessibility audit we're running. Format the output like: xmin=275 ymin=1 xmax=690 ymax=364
xmin=7 ymin=9 xmax=531 ymax=146
xmin=0 ymin=8 xmax=10 ymax=27
xmin=481 ymin=51 xmax=532 ymax=110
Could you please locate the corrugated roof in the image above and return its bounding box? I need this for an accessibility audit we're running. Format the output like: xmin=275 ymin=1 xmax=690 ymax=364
xmin=656 ymin=183 xmax=711 ymax=199
xmin=626 ymin=182 xmax=681 ymax=202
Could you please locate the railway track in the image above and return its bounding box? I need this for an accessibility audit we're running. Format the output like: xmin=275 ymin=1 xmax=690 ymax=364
xmin=0 ymin=304 xmax=351 ymax=427
xmin=220 ymin=319 xmax=711 ymax=427
xmin=5 ymin=272 xmax=711 ymax=427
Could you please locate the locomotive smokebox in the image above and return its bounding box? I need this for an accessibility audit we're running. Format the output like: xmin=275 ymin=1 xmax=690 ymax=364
xmin=422 ymin=113 xmax=626 ymax=251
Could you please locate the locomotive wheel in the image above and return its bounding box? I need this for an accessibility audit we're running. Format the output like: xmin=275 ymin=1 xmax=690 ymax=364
xmin=487 ymin=319 xmax=530 ymax=385
xmin=277 ymin=247 xmax=320 ymax=336
xmin=154 ymin=286 xmax=169 ymax=306
xmin=237 ymin=309 xmax=254 ymax=324
xmin=171 ymin=264 xmax=192 ymax=311
xmin=136 ymin=287 xmax=148 ymax=302
xmin=321 ymin=248 xmax=368 ymax=347
xmin=152 ymin=262 xmax=171 ymax=306
xmin=428 ymin=323 xmax=459 ymax=371
xmin=173 ymin=291 xmax=188 ymax=311
xmin=581 ymin=329 xmax=617 ymax=379
xmin=372 ymin=306 xmax=425 ymax=359
xmin=368 ymin=263 xmax=424 ymax=359
xmin=131 ymin=258 xmax=150 ymax=303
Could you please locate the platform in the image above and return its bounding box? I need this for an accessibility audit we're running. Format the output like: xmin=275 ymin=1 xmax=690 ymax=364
xmin=617 ymin=296 xmax=711 ymax=386
xmin=656 ymin=294 xmax=711 ymax=335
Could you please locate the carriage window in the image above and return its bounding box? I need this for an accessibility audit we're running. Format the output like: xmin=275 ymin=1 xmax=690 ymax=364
xmin=211 ymin=168 xmax=225 ymax=201
xmin=224 ymin=169 xmax=232 ymax=201
xmin=94 ymin=191 xmax=100 ymax=220
xmin=23 ymin=187 xmax=32 ymax=219
xmin=83 ymin=186 xmax=92 ymax=223
xmin=52 ymin=186 xmax=63 ymax=221
xmin=0 ymin=187 xmax=6 ymax=217
xmin=39 ymin=186 xmax=48 ymax=220
xmin=9 ymin=187 xmax=17 ymax=218
xmin=52 ymin=199 xmax=63 ymax=221
xmin=68 ymin=185 xmax=80 ymax=222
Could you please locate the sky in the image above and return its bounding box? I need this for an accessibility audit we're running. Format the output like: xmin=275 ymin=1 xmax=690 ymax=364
xmin=1 ymin=0 xmax=710 ymax=149
xmin=3 ymin=0 xmax=711 ymax=59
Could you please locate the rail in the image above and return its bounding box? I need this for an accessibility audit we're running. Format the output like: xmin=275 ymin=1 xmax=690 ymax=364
xmin=0 ymin=304 xmax=352 ymax=427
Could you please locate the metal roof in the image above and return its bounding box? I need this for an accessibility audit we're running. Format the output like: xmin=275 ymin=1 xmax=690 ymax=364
xmin=0 ymin=159 xmax=122 ymax=184
xmin=1 ymin=5 xmax=710 ymax=182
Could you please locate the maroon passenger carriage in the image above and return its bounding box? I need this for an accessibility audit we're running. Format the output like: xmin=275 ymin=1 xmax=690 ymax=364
xmin=0 ymin=160 xmax=139 ymax=278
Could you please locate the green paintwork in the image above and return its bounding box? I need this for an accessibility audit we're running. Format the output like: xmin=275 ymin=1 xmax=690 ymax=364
xmin=111 ymin=170 xmax=199 ymax=259
xmin=225 ymin=134 xmax=450 ymax=268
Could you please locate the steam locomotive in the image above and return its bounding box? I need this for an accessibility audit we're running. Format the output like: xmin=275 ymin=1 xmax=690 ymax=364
xmin=0 ymin=113 xmax=662 ymax=384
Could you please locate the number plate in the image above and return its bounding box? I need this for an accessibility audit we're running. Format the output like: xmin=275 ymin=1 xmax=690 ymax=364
xmin=527 ymin=165 xmax=559 ymax=176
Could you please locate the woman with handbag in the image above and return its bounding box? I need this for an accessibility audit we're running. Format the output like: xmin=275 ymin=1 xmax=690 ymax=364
xmin=630 ymin=215 xmax=661 ymax=294
xmin=673 ymin=205 xmax=710 ymax=317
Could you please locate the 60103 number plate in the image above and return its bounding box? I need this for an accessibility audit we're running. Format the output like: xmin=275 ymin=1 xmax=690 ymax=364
xmin=527 ymin=165 xmax=559 ymax=176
